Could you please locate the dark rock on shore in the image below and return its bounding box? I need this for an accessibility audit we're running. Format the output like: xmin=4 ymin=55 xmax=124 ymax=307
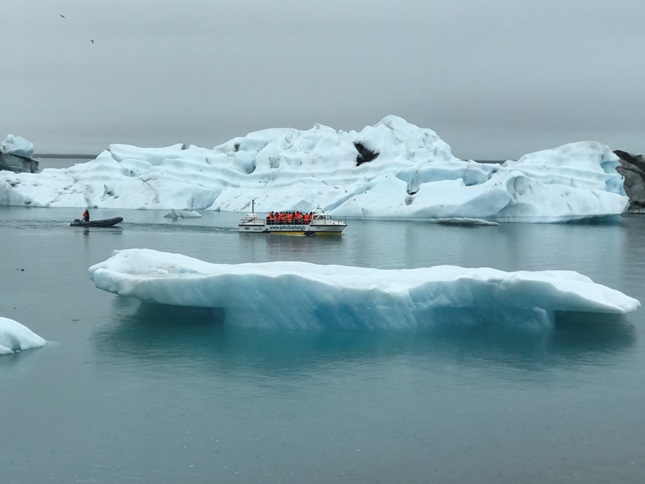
xmin=614 ymin=150 xmax=645 ymax=213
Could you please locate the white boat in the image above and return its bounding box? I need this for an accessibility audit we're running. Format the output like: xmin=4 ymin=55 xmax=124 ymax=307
xmin=238 ymin=209 xmax=347 ymax=236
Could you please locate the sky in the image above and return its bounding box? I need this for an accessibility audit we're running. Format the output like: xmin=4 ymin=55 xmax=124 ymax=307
xmin=3 ymin=0 xmax=644 ymax=160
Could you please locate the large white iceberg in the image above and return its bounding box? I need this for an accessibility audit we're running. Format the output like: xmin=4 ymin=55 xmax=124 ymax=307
xmin=0 ymin=317 xmax=47 ymax=355
xmin=88 ymin=249 xmax=640 ymax=330
xmin=0 ymin=116 xmax=628 ymax=222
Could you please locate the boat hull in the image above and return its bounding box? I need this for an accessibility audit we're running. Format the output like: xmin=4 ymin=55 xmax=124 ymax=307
xmin=238 ymin=210 xmax=346 ymax=235
xmin=70 ymin=217 xmax=123 ymax=227
xmin=238 ymin=223 xmax=345 ymax=235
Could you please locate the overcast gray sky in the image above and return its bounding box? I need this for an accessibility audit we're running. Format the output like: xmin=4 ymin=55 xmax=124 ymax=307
xmin=3 ymin=0 xmax=644 ymax=160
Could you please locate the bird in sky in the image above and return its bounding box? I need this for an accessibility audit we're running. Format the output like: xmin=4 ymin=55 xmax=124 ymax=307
xmin=91 ymin=40 xmax=94 ymax=44
xmin=60 ymin=14 xmax=65 ymax=19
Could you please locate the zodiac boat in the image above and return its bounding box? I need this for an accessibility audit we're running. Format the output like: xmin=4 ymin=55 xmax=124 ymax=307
xmin=70 ymin=217 xmax=123 ymax=227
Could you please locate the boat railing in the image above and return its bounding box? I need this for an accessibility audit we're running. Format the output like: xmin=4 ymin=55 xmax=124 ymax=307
xmin=242 ymin=210 xmax=346 ymax=227
xmin=267 ymin=218 xmax=311 ymax=225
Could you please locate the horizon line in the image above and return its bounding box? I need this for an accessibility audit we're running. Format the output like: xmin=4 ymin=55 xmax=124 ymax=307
xmin=34 ymin=153 xmax=98 ymax=159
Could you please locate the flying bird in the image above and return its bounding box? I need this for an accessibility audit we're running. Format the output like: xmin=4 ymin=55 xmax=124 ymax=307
xmin=90 ymin=40 xmax=94 ymax=44
xmin=60 ymin=14 xmax=65 ymax=19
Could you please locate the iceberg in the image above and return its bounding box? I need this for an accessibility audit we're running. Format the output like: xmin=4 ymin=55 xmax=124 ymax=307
xmin=163 ymin=209 xmax=202 ymax=219
xmin=0 ymin=134 xmax=34 ymax=159
xmin=88 ymin=249 xmax=640 ymax=330
xmin=0 ymin=134 xmax=38 ymax=174
xmin=0 ymin=317 xmax=47 ymax=355
xmin=0 ymin=116 xmax=629 ymax=223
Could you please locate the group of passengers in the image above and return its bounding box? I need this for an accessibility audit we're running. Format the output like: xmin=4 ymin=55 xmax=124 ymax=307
xmin=267 ymin=211 xmax=314 ymax=225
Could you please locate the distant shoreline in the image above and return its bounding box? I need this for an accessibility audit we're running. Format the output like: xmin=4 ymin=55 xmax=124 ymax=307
xmin=34 ymin=154 xmax=98 ymax=159
xmin=31 ymin=154 xmax=504 ymax=164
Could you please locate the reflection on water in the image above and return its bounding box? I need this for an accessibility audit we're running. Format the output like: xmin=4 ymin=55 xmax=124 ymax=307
xmin=424 ymin=312 xmax=636 ymax=370
xmin=0 ymin=344 xmax=47 ymax=374
xmin=93 ymin=299 xmax=637 ymax=379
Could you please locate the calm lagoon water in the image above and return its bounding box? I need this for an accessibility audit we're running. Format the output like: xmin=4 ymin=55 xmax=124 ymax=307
xmin=1 ymin=207 xmax=644 ymax=483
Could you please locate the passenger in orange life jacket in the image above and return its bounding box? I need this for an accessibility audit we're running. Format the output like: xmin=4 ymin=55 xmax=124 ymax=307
xmin=82 ymin=209 xmax=90 ymax=222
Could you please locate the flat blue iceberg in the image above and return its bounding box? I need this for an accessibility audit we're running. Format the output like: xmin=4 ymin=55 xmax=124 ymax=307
xmin=88 ymin=249 xmax=640 ymax=330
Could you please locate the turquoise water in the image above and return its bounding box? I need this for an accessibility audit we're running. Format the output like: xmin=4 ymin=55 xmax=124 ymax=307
xmin=1 ymin=207 xmax=644 ymax=483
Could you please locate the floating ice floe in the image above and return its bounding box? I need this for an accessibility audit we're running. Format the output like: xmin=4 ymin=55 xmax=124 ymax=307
xmin=164 ymin=209 xmax=202 ymax=219
xmin=430 ymin=217 xmax=501 ymax=226
xmin=88 ymin=248 xmax=640 ymax=330
xmin=0 ymin=317 xmax=47 ymax=355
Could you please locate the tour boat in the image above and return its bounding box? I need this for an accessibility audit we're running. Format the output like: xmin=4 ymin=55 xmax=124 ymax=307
xmin=238 ymin=209 xmax=346 ymax=236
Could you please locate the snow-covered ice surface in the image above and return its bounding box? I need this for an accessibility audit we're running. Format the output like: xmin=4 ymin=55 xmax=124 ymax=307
xmin=0 ymin=116 xmax=629 ymax=223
